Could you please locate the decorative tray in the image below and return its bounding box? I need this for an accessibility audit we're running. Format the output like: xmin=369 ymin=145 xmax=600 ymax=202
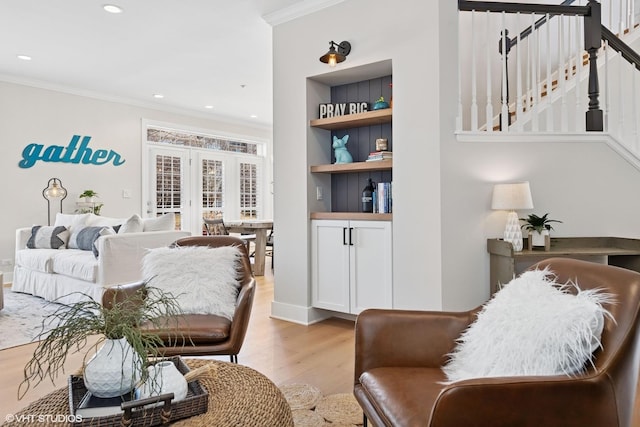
xmin=68 ymin=356 xmax=208 ymax=426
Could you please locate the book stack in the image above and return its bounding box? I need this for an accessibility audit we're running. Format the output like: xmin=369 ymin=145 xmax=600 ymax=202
xmin=372 ymin=182 xmax=392 ymax=213
xmin=366 ymin=151 xmax=393 ymax=162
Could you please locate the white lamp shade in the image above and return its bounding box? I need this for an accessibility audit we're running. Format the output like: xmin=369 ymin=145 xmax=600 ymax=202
xmin=491 ymin=182 xmax=534 ymax=211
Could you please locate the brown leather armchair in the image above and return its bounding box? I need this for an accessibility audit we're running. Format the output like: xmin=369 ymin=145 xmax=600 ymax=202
xmin=103 ymin=235 xmax=256 ymax=363
xmin=354 ymin=258 xmax=640 ymax=427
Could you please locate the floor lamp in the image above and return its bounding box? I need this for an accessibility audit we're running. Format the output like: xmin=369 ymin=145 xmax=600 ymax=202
xmin=491 ymin=182 xmax=534 ymax=251
xmin=43 ymin=178 xmax=67 ymax=225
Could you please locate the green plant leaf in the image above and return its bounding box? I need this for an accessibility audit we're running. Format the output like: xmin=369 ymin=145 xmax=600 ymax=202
xmin=18 ymin=286 xmax=186 ymax=400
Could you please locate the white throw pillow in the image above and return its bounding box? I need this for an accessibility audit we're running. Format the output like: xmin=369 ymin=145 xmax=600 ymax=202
xmin=118 ymin=214 xmax=144 ymax=234
xmin=142 ymin=213 xmax=175 ymax=232
xmin=142 ymin=245 xmax=242 ymax=320
xmin=442 ymin=268 xmax=613 ymax=383
xmin=54 ymin=213 xmax=90 ymax=234
xmin=86 ymin=214 xmax=124 ymax=227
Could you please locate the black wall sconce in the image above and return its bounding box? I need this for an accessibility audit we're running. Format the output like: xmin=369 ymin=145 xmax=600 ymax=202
xmin=319 ymin=41 xmax=351 ymax=67
xmin=43 ymin=177 xmax=67 ymax=225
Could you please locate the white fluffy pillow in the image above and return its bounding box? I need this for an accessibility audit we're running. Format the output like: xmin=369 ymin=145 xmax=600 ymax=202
xmin=442 ymin=268 xmax=613 ymax=383
xmin=142 ymin=245 xmax=242 ymax=320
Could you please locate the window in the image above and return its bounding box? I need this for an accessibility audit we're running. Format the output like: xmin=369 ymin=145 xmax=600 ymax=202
xmin=143 ymin=123 xmax=265 ymax=235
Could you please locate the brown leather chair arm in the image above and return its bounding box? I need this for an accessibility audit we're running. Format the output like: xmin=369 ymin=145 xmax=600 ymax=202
xmin=102 ymin=280 xmax=146 ymax=308
xmin=430 ymin=375 xmax=615 ymax=427
xmin=354 ymin=308 xmax=477 ymax=385
xmin=224 ymin=277 xmax=256 ymax=354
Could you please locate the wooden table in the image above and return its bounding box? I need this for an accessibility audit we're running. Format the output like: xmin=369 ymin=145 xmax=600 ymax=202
xmin=225 ymin=220 xmax=273 ymax=276
xmin=4 ymin=359 xmax=293 ymax=427
xmin=487 ymin=237 xmax=640 ymax=295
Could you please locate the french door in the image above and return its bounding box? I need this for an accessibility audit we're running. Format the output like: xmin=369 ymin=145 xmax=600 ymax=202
xmin=146 ymin=146 xmax=263 ymax=235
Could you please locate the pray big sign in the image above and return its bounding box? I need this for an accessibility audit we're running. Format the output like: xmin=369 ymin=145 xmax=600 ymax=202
xmin=319 ymin=102 xmax=368 ymax=119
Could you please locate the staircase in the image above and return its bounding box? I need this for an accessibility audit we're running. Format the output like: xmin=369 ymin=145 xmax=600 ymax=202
xmin=457 ymin=0 xmax=640 ymax=169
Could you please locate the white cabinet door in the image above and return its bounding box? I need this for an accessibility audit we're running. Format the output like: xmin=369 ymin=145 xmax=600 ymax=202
xmin=311 ymin=220 xmax=350 ymax=312
xmin=311 ymin=219 xmax=392 ymax=314
xmin=349 ymin=221 xmax=393 ymax=314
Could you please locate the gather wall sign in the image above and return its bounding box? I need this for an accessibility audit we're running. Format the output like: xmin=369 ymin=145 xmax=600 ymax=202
xmin=19 ymin=135 xmax=126 ymax=168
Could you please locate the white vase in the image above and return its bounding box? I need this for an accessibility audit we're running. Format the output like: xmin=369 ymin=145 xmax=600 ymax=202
xmin=136 ymin=361 xmax=188 ymax=402
xmin=530 ymin=230 xmax=549 ymax=247
xmin=83 ymin=338 xmax=141 ymax=398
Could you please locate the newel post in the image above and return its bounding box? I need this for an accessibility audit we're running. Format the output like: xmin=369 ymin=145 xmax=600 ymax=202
xmin=584 ymin=0 xmax=603 ymax=131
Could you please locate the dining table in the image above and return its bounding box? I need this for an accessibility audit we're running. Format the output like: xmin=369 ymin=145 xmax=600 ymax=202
xmin=224 ymin=219 xmax=273 ymax=276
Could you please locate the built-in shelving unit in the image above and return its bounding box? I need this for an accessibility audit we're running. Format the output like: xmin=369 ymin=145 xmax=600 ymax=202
xmin=309 ymin=109 xmax=392 ymax=130
xmin=308 ymin=68 xmax=392 ymax=219
xmin=308 ymin=62 xmax=394 ymax=316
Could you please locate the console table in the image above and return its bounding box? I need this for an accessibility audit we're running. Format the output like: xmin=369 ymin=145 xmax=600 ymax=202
xmin=487 ymin=237 xmax=640 ymax=295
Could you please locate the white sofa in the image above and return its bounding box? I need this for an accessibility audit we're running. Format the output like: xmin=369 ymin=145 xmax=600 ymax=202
xmin=12 ymin=213 xmax=190 ymax=304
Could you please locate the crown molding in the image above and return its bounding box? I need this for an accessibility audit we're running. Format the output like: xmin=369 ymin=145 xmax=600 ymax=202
xmin=0 ymin=74 xmax=272 ymax=132
xmin=262 ymin=0 xmax=346 ymax=26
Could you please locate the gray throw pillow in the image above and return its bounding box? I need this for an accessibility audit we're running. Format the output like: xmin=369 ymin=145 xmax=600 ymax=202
xmin=27 ymin=226 xmax=70 ymax=249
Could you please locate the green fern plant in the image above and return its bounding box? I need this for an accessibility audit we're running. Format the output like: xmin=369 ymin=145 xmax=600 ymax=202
xmin=19 ymin=286 xmax=185 ymax=399
xmin=520 ymin=213 xmax=562 ymax=233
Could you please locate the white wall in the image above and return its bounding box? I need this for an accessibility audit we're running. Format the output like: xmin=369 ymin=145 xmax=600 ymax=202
xmin=272 ymin=0 xmax=640 ymax=321
xmin=440 ymin=2 xmax=640 ymax=310
xmin=0 ymin=81 xmax=272 ymax=280
xmin=272 ymin=0 xmax=443 ymax=323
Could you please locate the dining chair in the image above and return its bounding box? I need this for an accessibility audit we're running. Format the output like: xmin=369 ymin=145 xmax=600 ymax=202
xmin=203 ymin=218 xmax=254 ymax=254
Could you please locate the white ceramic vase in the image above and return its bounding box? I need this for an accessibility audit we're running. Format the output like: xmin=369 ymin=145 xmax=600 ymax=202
xmin=531 ymin=230 xmax=549 ymax=247
xmin=83 ymin=337 xmax=141 ymax=398
xmin=136 ymin=361 xmax=188 ymax=402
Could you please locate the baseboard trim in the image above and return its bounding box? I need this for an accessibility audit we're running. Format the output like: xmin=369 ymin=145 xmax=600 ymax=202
xmin=270 ymin=300 xmax=332 ymax=325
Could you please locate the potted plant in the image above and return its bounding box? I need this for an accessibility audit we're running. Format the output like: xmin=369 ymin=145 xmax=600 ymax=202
xmin=19 ymin=286 xmax=184 ymax=400
xmin=520 ymin=213 xmax=562 ymax=248
xmin=372 ymin=96 xmax=389 ymax=110
xmin=79 ymin=190 xmax=99 ymax=202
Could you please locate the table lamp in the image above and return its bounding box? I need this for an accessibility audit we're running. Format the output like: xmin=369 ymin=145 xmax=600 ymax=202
xmin=491 ymin=181 xmax=533 ymax=251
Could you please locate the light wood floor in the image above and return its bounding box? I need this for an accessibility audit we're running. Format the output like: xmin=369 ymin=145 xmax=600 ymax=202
xmin=0 ymin=267 xmax=355 ymax=419
xmin=1 ymin=267 xmax=639 ymax=426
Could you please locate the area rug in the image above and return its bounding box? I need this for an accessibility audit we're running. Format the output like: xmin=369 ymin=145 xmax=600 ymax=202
xmin=280 ymin=383 xmax=363 ymax=427
xmin=0 ymin=288 xmax=66 ymax=350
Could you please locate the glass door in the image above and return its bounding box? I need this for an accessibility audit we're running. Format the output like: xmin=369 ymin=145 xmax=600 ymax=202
xmin=147 ymin=147 xmax=188 ymax=231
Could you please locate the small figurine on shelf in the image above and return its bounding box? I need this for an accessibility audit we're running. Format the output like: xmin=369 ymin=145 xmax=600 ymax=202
xmin=333 ymin=135 xmax=353 ymax=164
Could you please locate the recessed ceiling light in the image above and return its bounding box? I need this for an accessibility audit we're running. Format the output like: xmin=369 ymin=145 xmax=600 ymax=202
xmin=205 ymin=105 xmax=214 ymax=109
xmin=153 ymin=94 xmax=164 ymax=99
xmin=250 ymin=114 xmax=258 ymax=118
xmin=17 ymin=55 xmax=32 ymax=61
xmin=103 ymin=4 xmax=123 ymax=13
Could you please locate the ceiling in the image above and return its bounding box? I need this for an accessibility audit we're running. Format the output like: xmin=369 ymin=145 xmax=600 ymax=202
xmin=0 ymin=0 xmax=335 ymax=129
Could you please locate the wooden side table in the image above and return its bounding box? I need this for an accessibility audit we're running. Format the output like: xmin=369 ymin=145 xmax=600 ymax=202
xmin=4 ymin=359 xmax=293 ymax=427
xmin=487 ymin=237 xmax=640 ymax=295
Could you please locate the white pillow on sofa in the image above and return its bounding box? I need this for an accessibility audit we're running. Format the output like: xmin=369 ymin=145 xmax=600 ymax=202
xmin=86 ymin=214 xmax=124 ymax=227
xmin=442 ymin=268 xmax=613 ymax=383
xmin=118 ymin=214 xmax=144 ymax=233
xmin=142 ymin=245 xmax=241 ymax=320
xmin=54 ymin=213 xmax=91 ymax=234
xmin=142 ymin=213 xmax=175 ymax=232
